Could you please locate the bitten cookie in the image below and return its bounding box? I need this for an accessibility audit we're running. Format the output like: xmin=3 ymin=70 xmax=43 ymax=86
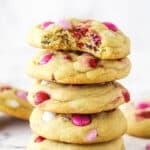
xmin=30 ymin=108 xmax=127 ymax=144
xmin=27 ymin=50 xmax=131 ymax=84
xmin=0 ymin=84 xmax=33 ymax=120
xmin=27 ymin=18 xmax=130 ymax=60
xmin=121 ymin=99 xmax=150 ymax=138
xmin=28 ymin=134 xmax=125 ymax=150
xmin=28 ymin=81 xmax=130 ymax=114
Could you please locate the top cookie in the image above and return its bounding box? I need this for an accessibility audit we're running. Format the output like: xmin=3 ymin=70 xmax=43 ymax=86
xmin=28 ymin=18 xmax=130 ymax=59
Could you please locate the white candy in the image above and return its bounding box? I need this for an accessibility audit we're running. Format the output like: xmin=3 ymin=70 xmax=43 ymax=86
xmin=104 ymin=30 xmax=115 ymax=37
xmin=6 ymin=99 xmax=19 ymax=108
xmin=42 ymin=112 xmax=56 ymax=122
xmin=41 ymin=80 xmax=49 ymax=85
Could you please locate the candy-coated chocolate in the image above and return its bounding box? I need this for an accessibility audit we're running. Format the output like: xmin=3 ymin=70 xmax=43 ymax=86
xmin=85 ymin=129 xmax=97 ymax=141
xmin=102 ymin=22 xmax=118 ymax=32
xmin=39 ymin=54 xmax=53 ymax=65
xmin=72 ymin=114 xmax=91 ymax=126
xmin=16 ymin=91 xmax=28 ymax=100
xmin=122 ymin=90 xmax=130 ymax=102
xmin=34 ymin=91 xmax=50 ymax=105
xmin=42 ymin=21 xmax=54 ymax=28
xmin=34 ymin=136 xmax=45 ymax=143
xmin=136 ymin=102 xmax=150 ymax=110
xmin=56 ymin=20 xmax=71 ymax=29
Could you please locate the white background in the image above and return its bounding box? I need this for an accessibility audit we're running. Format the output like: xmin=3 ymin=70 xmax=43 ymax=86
xmin=0 ymin=0 xmax=150 ymax=99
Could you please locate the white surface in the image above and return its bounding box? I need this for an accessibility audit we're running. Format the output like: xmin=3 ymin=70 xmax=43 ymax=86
xmin=0 ymin=0 xmax=150 ymax=149
xmin=0 ymin=113 xmax=30 ymax=150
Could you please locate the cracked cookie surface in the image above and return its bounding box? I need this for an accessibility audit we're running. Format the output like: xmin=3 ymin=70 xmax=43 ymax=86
xmin=27 ymin=18 xmax=130 ymax=60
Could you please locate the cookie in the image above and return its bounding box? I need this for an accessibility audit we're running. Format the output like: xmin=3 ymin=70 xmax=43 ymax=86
xmin=0 ymin=84 xmax=33 ymax=120
xmin=28 ymin=81 xmax=130 ymax=114
xmin=121 ymin=99 xmax=150 ymax=138
xmin=30 ymin=108 xmax=127 ymax=144
xmin=27 ymin=18 xmax=130 ymax=60
xmin=27 ymin=50 xmax=131 ymax=84
xmin=28 ymin=134 xmax=125 ymax=150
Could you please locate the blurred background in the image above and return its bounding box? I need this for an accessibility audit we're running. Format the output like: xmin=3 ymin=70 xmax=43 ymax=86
xmin=0 ymin=0 xmax=150 ymax=99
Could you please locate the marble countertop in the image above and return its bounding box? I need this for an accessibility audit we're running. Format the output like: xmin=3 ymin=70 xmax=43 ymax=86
xmin=0 ymin=113 xmax=149 ymax=150
xmin=0 ymin=113 xmax=30 ymax=150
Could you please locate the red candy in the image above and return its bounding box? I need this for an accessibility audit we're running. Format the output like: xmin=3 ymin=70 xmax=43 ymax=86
xmin=72 ymin=114 xmax=91 ymax=126
xmin=102 ymin=22 xmax=118 ymax=32
xmin=39 ymin=54 xmax=53 ymax=65
xmin=81 ymin=53 xmax=98 ymax=68
xmin=34 ymin=136 xmax=45 ymax=143
xmin=63 ymin=54 xmax=72 ymax=60
xmin=34 ymin=91 xmax=50 ymax=105
xmin=136 ymin=111 xmax=150 ymax=119
xmin=91 ymin=34 xmax=101 ymax=45
xmin=16 ymin=91 xmax=28 ymax=100
xmin=87 ymin=58 xmax=98 ymax=68
xmin=77 ymin=42 xmax=84 ymax=48
xmin=122 ymin=89 xmax=130 ymax=102
xmin=136 ymin=102 xmax=150 ymax=110
xmin=42 ymin=21 xmax=54 ymax=28
xmin=73 ymin=27 xmax=88 ymax=39
xmin=0 ymin=86 xmax=12 ymax=92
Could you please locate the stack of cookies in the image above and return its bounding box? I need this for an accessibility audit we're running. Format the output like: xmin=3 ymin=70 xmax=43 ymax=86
xmin=27 ymin=18 xmax=131 ymax=150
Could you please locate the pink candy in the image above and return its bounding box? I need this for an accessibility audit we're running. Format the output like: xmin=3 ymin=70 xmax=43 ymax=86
xmin=56 ymin=20 xmax=71 ymax=29
xmin=87 ymin=58 xmax=98 ymax=68
xmin=16 ymin=91 xmax=28 ymax=100
xmin=34 ymin=136 xmax=45 ymax=143
xmin=39 ymin=54 xmax=53 ymax=65
xmin=42 ymin=21 xmax=54 ymax=28
xmin=146 ymin=144 xmax=150 ymax=150
xmin=102 ymin=22 xmax=118 ymax=32
xmin=85 ymin=129 xmax=97 ymax=141
xmin=122 ymin=89 xmax=130 ymax=103
xmin=34 ymin=91 xmax=50 ymax=105
xmin=63 ymin=54 xmax=72 ymax=60
xmin=81 ymin=53 xmax=98 ymax=68
xmin=72 ymin=114 xmax=91 ymax=126
xmin=136 ymin=102 xmax=150 ymax=110
xmin=42 ymin=20 xmax=71 ymax=29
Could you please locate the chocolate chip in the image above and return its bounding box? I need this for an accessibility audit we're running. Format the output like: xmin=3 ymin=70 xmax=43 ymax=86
xmin=41 ymin=40 xmax=50 ymax=45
